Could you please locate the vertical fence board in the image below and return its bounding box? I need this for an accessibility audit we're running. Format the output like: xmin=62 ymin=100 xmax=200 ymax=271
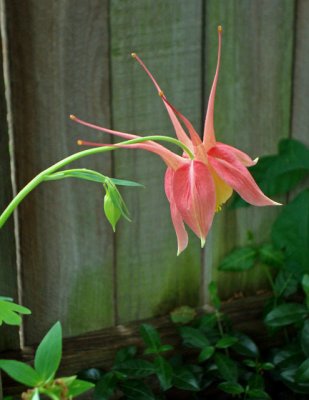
xmin=5 ymin=0 xmax=114 ymax=344
xmin=203 ymin=0 xmax=295 ymax=298
xmin=292 ymin=0 xmax=309 ymax=147
xmin=110 ymin=0 xmax=203 ymax=323
xmin=0 ymin=19 xmax=19 ymax=350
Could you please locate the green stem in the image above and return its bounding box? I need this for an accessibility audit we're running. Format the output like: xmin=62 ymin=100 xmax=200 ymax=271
xmin=0 ymin=135 xmax=193 ymax=228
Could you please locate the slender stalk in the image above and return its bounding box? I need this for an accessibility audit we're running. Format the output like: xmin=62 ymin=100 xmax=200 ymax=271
xmin=0 ymin=135 xmax=193 ymax=228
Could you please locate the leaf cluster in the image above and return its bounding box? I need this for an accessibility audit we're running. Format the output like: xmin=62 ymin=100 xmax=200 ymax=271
xmin=0 ymin=322 xmax=94 ymax=400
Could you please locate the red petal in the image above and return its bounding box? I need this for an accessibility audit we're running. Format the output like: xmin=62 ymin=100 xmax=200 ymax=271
xmin=214 ymin=142 xmax=258 ymax=167
xmin=203 ymin=27 xmax=222 ymax=150
xmin=132 ymin=54 xmax=192 ymax=149
xmin=172 ymin=161 xmax=216 ymax=245
xmin=165 ymin=168 xmax=189 ymax=254
xmin=208 ymin=146 xmax=281 ymax=206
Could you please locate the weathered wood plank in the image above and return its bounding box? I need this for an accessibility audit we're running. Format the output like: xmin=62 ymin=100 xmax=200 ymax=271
xmin=110 ymin=1 xmax=203 ymax=323
xmin=1 ymin=294 xmax=279 ymax=395
xmin=203 ymin=0 xmax=295 ymax=299
xmin=0 ymin=6 xmax=19 ymax=351
xmin=292 ymin=0 xmax=309 ymax=147
xmin=4 ymin=0 xmax=114 ymax=344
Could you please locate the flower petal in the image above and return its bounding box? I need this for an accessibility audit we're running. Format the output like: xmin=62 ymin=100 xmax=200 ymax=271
xmin=131 ymin=53 xmax=192 ymax=149
xmin=208 ymin=146 xmax=281 ymax=206
xmin=172 ymin=160 xmax=216 ymax=246
xmin=214 ymin=142 xmax=258 ymax=167
xmin=203 ymin=26 xmax=222 ymax=150
xmin=165 ymin=168 xmax=189 ymax=254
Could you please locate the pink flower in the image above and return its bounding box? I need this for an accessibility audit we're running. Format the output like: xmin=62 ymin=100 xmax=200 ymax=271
xmin=71 ymin=26 xmax=280 ymax=255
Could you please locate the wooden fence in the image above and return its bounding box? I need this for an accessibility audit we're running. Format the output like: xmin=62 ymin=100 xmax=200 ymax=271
xmin=0 ymin=0 xmax=308 ymax=355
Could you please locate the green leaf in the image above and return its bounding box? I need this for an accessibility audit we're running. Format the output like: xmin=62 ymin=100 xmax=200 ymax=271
xmin=45 ymin=168 xmax=108 ymax=183
xmin=172 ymin=367 xmax=200 ymax=391
xmin=218 ymin=247 xmax=257 ymax=271
xmin=264 ymin=303 xmax=308 ymax=327
xmin=216 ymin=335 xmax=239 ymax=349
xmin=258 ymin=243 xmax=284 ymax=268
xmin=158 ymin=344 xmax=174 ymax=353
xmin=116 ymin=359 xmax=156 ymax=378
xmin=247 ymin=389 xmax=271 ymax=399
xmin=261 ymin=362 xmax=275 ymax=371
xmin=110 ymin=178 xmax=144 ymax=187
xmin=274 ymin=270 xmax=300 ymax=298
xmin=198 ymin=346 xmax=215 ymax=362
xmin=295 ymin=358 xmax=309 ymax=383
xmin=179 ymin=326 xmax=209 ymax=349
xmin=214 ymin=354 xmax=238 ymax=382
xmin=218 ymin=381 xmax=244 ymax=395
xmin=121 ymin=380 xmax=156 ymax=400
xmin=170 ymin=306 xmax=196 ymax=324
xmin=0 ymin=299 xmax=31 ymax=326
xmin=154 ymin=356 xmax=173 ymax=391
xmin=272 ymin=189 xmax=309 ymax=274
xmin=301 ymin=320 xmax=309 ymax=357
xmin=94 ymin=372 xmax=118 ymax=400
xmin=302 ymin=275 xmax=309 ymax=309
xmin=140 ymin=324 xmax=162 ymax=354
xmin=232 ymin=332 xmax=259 ymax=358
xmin=208 ymin=281 xmax=221 ymax=310
xmin=114 ymin=346 xmax=137 ymax=366
xmin=34 ymin=321 xmax=62 ymax=382
xmin=0 ymin=360 xmax=41 ymax=387
xmin=67 ymin=379 xmax=95 ymax=397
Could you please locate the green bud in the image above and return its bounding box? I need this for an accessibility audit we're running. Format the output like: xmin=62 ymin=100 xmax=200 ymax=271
xmin=104 ymin=189 xmax=122 ymax=232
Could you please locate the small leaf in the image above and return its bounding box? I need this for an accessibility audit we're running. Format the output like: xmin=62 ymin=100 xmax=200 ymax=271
xmin=0 ymin=360 xmax=41 ymax=387
xmin=34 ymin=321 xmax=62 ymax=382
xmin=158 ymin=344 xmax=174 ymax=353
xmin=261 ymin=362 xmax=275 ymax=371
xmin=264 ymin=303 xmax=308 ymax=327
xmin=116 ymin=359 xmax=156 ymax=378
xmin=170 ymin=306 xmax=197 ymax=324
xmin=208 ymin=281 xmax=221 ymax=310
xmin=218 ymin=381 xmax=244 ymax=395
xmin=301 ymin=320 xmax=309 ymax=357
xmin=295 ymin=358 xmax=309 ymax=383
xmin=214 ymin=354 xmax=238 ymax=382
xmin=198 ymin=346 xmax=215 ymax=362
xmin=218 ymin=247 xmax=257 ymax=271
xmin=274 ymin=270 xmax=300 ymax=298
xmin=0 ymin=299 xmax=31 ymax=326
xmin=216 ymin=335 xmax=239 ymax=349
xmin=140 ymin=324 xmax=162 ymax=354
xmin=258 ymin=243 xmax=284 ymax=268
xmin=121 ymin=380 xmax=156 ymax=400
xmin=172 ymin=367 xmax=200 ymax=391
xmin=154 ymin=356 xmax=173 ymax=391
xmin=272 ymin=189 xmax=309 ymax=274
xmin=232 ymin=332 xmax=259 ymax=358
xmin=247 ymin=389 xmax=271 ymax=399
xmin=179 ymin=326 xmax=209 ymax=349
xmin=114 ymin=346 xmax=137 ymax=366
xmin=110 ymin=178 xmax=144 ymax=187
xmin=302 ymin=275 xmax=309 ymax=309
xmin=94 ymin=372 xmax=118 ymax=400
xmin=67 ymin=379 xmax=95 ymax=397
xmin=45 ymin=169 xmax=108 ymax=183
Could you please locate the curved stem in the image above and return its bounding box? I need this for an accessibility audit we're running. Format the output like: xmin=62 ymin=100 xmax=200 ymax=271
xmin=0 ymin=135 xmax=193 ymax=228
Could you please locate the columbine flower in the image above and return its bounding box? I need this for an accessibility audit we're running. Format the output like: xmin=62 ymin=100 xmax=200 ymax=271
xmin=71 ymin=26 xmax=280 ymax=255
